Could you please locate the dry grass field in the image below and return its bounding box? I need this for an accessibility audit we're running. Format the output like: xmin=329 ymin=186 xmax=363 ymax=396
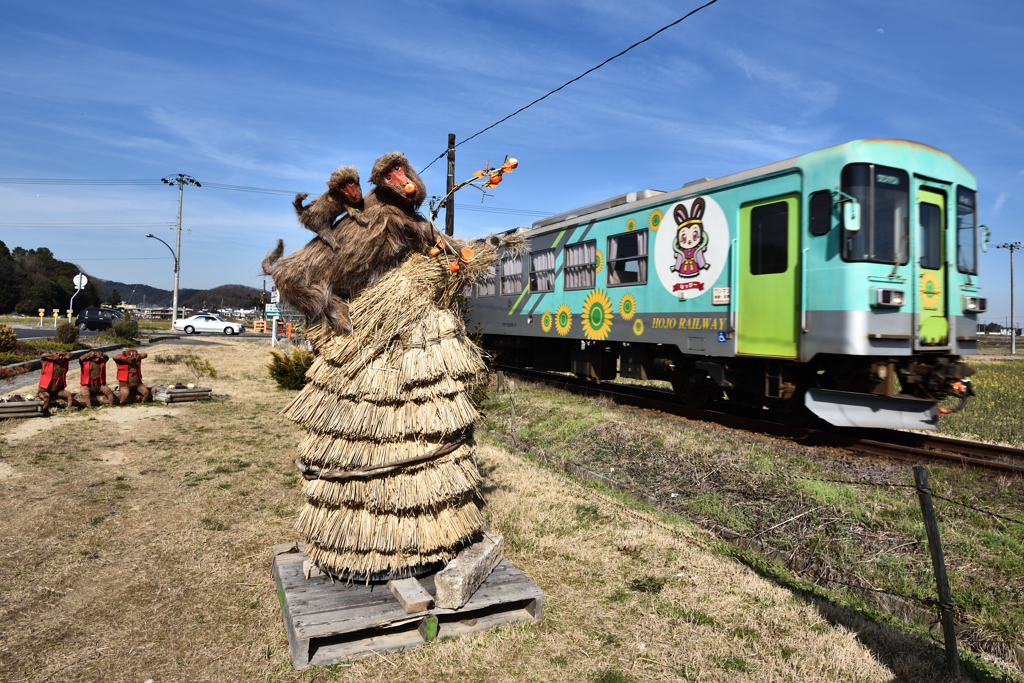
xmin=0 ymin=337 xmax=1007 ymax=682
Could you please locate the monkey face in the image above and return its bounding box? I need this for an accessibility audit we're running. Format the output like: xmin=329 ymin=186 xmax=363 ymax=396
xmin=383 ymin=164 xmax=417 ymax=196
xmin=340 ymin=180 xmax=362 ymax=204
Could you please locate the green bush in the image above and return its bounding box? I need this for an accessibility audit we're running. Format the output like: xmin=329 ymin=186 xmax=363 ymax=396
xmin=56 ymin=321 xmax=80 ymax=345
xmin=109 ymin=317 xmax=139 ymax=340
xmin=267 ymin=346 xmax=313 ymax=390
xmin=23 ymin=339 xmax=89 ymax=352
xmin=0 ymin=324 xmax=15 ymax=353
xmin=0 ymin=351 xmax=22 ymax=366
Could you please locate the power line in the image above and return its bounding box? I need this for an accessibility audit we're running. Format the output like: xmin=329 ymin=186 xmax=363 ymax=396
xmin=0 ymin=178 xmax=161 ymax=185
xmin=420 ymin=0 xmax=721 ymax=173
xmin=0 ymin=222 xmax=176 ymax=228
xmin=199 ymin=182 xmax=297 ymax=195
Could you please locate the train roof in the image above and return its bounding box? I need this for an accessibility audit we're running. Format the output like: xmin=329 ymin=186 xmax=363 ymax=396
xmin=528 ymin=138 xmax=969 ymax=236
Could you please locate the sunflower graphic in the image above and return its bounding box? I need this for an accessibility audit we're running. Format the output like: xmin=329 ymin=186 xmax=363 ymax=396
xmin=555 ymin=304 xmax=572 ymax=336
xmin=633 ymin=319 xmax=644 ymax=336
xmin=649 ymin=209 xmax=663 ymax=232
xmin=595 ymin=249 xmax=605 ymax=274
xmin=619 ymin=293 xmax=637 ymax=321
xmin=626 ymin=218 xmax=637 ymax=232
xmin=540 ymin=310 xmax=553 ymax=333
xmin=581 ymin=289 xmax=613 ymax=341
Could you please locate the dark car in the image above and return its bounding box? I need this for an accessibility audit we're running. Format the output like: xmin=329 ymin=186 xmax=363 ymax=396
xmin=74 ymin=307 xmax=124 ymax=331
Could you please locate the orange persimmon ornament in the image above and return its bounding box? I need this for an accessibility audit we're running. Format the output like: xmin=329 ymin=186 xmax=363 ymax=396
xmin=448 ymin=261 xmax=460 ymax=273
xmin=460 ymin=247 xmax=475 ymax=263
xmin=430 ymin=246 xmax=441 ymax=257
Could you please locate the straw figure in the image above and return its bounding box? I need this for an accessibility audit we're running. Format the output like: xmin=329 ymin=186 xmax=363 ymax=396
xmin=280 ymin=153 xmax=524 ymax=582
xmin=113 ymin=349 xmax=151 ymax=404
xmin=38 ymin=352 xmax=75 ymax=412
xmin=78 ymin=351 xmax=116 ymax=408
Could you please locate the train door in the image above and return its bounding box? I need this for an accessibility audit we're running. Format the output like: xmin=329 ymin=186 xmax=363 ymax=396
xmin=917 ymin=188 xmax=948 ymax=346
xmin=737 ymin=195 xmax=800 ymax=357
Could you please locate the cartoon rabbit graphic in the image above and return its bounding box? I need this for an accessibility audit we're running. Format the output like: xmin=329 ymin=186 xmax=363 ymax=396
xmin=671 ymin=197 xmax=710 ymax=278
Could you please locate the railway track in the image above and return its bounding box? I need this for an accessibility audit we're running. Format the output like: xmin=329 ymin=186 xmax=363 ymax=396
xmin=496 ymin=365 xmax=1024 ymax=476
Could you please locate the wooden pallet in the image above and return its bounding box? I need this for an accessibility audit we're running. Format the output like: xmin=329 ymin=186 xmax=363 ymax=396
xmin=272 ymin=542 xmax=543 ymax=670
xmin=0 ymin=400 xmax=44 ymax=419
xmin=152 ymin=386 xmax=213 ymax=404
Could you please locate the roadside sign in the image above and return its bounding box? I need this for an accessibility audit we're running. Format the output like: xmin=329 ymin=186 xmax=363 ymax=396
xmin=265 ymin=303 xmax=282 ymax=318
xmin=270 ymin=285 xmax=280 ymax=304
xmin=73 ymin=273 xmax=88 ymax=290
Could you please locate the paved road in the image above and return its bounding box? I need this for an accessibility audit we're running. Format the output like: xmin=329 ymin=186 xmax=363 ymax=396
xmin=12 ymin=325 xmax=101 ymax=340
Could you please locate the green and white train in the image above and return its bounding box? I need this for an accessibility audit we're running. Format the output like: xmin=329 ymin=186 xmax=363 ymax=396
xmin=467 ymin=139 xmax=988 ymax=429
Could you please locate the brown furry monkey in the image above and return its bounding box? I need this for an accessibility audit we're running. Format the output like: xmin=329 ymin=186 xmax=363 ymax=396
xmin=38 ymin=352 xmax=76 ymax=412
xmin=292 ymin=165 xmax=365 ymax=252
xmin=113 ymin=349 xmax=151 ymax=404
xmin=79 ymin=351 xmax=117 ymax=408
xmin=263 ymin=153 xmax=437 ymax=335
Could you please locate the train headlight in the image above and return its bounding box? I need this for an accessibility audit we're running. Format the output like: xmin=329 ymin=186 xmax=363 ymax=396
xmin=872 ymin=288 xmax=905 ymax=307
xmin=962 ymin=296 xmax=987 ymax=313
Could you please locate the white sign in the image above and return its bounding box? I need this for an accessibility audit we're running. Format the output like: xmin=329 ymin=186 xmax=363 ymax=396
xmin=73 ymin=274 xmax=88 ymax=290
xmin=654 ymin=195 xmax=730 ymax=301
xmin=713 ymin=287 xmax=731 ymax=305
xmin=270 ymin=286 xmax=280 ymax=304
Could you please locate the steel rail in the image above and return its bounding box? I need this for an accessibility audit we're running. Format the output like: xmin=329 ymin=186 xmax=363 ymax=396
xmin=496 ymin=365 xmax=1024 ymax=476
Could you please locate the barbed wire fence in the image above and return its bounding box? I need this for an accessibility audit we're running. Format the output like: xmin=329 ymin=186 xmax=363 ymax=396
xmin=484 ymin=400 xmax=1024 ymax=677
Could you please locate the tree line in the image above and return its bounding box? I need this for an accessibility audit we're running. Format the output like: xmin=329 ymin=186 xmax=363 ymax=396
xmin=0 ymin=240 xmax=103 ymax=314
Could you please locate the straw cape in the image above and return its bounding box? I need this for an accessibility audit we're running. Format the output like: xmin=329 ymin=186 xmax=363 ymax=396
xmin=286 ymin=231 xmax=524 ymax=582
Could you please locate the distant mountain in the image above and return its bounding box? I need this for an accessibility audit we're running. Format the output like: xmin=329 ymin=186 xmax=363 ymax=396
xmin=96 ymin=280 xmax=261 ymax=309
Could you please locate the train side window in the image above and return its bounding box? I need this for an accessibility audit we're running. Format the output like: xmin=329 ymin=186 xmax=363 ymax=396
xmin=477 ymin=265 xmax=496 ymax=297
xmin=956 ymin=187 xmax=978 ymax=275
xmin=564 ymin=240 xmax=596 ymax=290
xmin=500 ymin=253 xmax=524 ymax=295
xmin=607 ymin=229 xmax=648 ymax=286
xmin=809 ymin=191 xmax=831 ymax=236
xmin=750 ymin=201 xmax=789 ymax=275
xmin=530 ymin=248 xmax=555 ymax=292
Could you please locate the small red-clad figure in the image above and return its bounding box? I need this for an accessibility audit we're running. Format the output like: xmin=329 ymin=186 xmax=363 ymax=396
xmin=38 ymin=352 xmax=76 ymax=412
xmin=78 ymin=351 xmax=117 ymax=408
xmin=113 ymin=349 xmax=151 ymax=404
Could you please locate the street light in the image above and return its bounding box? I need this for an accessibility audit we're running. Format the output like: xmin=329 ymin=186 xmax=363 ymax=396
xmin=160 ymin=174 xmax=201 ymax=323
xmin=996 ymin=241 xmax=1023 ymax=355
xmin=145 ymin=233 xmax=179 ymax=323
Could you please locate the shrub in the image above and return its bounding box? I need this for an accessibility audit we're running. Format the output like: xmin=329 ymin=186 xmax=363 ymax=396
xmin=153 ymin=354 xmax=184 ymax=364
xmin=0 ymin=352 xmax=23 ymax=366
xmin=0 ymin=324 xmax=15 ymax=353
xmin=55 ymin=321 xmax=80 ymax=345
xmin=267 ymin=346 xmax=313 ymax=390
xmin=109 ymin=317 xmax=139 ymax=340
xmin=23 ymin=339 xmax=88 ymax=353
xmin=182 ymin=352 xmax=217 ymax=384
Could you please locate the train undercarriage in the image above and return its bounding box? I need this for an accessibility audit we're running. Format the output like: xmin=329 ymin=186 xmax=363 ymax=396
xmin=482 ymin=335 xmax=974 ymax=430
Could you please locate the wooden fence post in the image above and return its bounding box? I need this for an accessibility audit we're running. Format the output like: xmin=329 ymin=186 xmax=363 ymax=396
xmin=509 ymin=380 xmax=516 ymax=456
xmin=912 ymin=465 xmax=960 ymax=677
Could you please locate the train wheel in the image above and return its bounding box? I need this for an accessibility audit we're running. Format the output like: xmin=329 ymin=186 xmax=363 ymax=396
xmin=672 ymin=379 xmax=712 ymax=409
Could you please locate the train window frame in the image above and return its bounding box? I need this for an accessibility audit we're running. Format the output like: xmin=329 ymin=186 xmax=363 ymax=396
xmin=956 ymin=186 xmax=978 ymax=275
xmin=918 ymin=198 xmax=944 ymax=270
xmin=840 ymin=163 xmax=910 ymax=266
xmin=476 ymin=264 xmax=497 ymax=298
xmin=500 ymin=252 xmax=524 ymax=296
xmin=750 ymin=201 xmax=789 ymax=275
xmin=529 ymin=248 xmax=556 ymax=293
xmin=808 ymin=190 xmax=831 ymax=236
xmin=563 ymin=240 xmax=597 ymax=291
xmin=606 ymin=229 xmax=649 ymax=287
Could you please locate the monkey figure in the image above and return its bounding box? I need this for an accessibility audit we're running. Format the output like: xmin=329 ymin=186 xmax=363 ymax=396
xmin=38 ymin=352 xmax=76 ymax=412
xmin=78 ymin=351 xmax=117 ymax=408
xmin=113 ymin=349 xmax=151 ymax=404
xmin=292 ymin=165 xmax=366 ymax=252
xmin=263 ymin=166 xmax=366 ymax=334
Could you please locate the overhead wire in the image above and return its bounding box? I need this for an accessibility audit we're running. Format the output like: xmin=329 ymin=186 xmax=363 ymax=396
xmin=419 ymin=0 xmax=721 ymax=173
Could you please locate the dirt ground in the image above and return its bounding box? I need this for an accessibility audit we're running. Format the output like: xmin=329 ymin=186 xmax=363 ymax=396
xmin=0 ymin=337 xmax=943 ymax=682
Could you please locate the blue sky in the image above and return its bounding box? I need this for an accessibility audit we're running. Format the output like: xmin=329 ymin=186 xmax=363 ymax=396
xmin=1 ymin=0 xmax=1022 ymax=323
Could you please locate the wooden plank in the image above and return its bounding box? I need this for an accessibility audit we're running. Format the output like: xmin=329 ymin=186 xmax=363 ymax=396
xmin=272 ymin=544 xmax=543 ymax=670
xmin=387 ymin=577 xmax=435 ymax=613
xmin=435 ymin=534 xmax=503 ymax=609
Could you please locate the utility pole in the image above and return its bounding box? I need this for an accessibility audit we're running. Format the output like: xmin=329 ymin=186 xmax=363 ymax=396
xmin=996 ymin=241 xmax=1022 ymax=355
xmin=161 ymin=174 xmax=201 ymax=323
xmin=445 ymin=133 xmax=455 ymax=236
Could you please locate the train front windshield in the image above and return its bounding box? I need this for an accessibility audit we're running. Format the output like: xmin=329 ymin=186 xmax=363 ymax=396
xmin=841 ymin=163 xmax=910 ymax=264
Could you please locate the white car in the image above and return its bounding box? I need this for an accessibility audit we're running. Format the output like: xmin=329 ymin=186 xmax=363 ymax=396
xmin=173 ymin=314 xmax=245 ymax=335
